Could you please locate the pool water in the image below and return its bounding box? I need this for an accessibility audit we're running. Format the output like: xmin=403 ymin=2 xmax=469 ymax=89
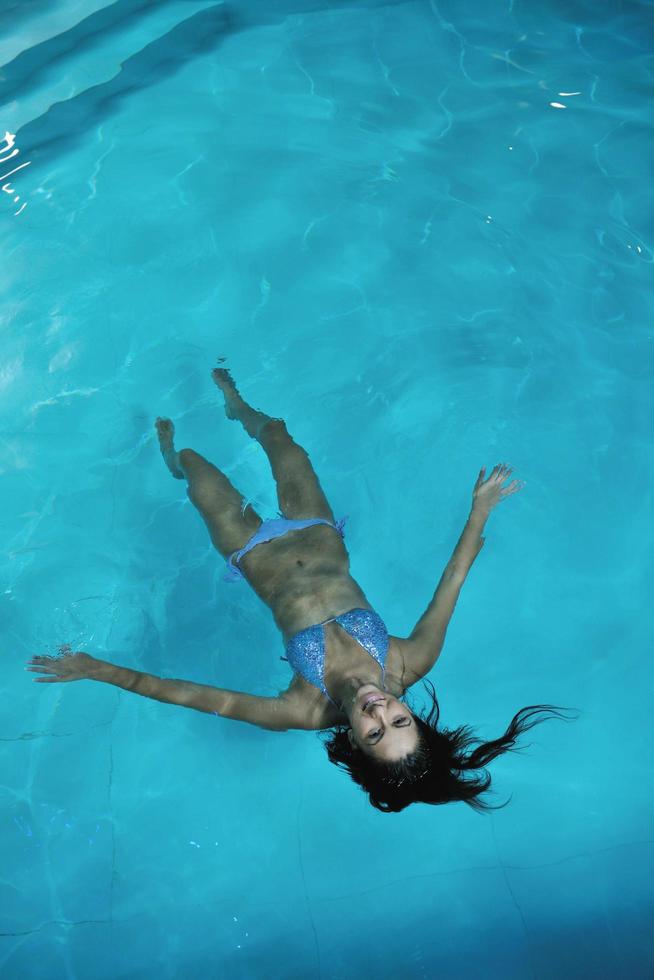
xmin=2 ymin=1 xmax=653 ymax=977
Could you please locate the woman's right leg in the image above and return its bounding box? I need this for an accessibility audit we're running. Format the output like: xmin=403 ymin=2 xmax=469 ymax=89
xmin=211 ymin=368 xmax=336 ymax=523
xmin=155 ymin=418 xmax=262 ymax=558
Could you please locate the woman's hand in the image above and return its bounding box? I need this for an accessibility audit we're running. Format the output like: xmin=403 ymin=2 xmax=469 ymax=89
xmin=473 ymin=463 xmax=525 ymax=513
xmin=26 ymin=645 xmax=99 ymax=683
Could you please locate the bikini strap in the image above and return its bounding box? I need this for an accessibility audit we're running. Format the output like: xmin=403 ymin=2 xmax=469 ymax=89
xmin=334 ymin=515 xmax=349 ymax=537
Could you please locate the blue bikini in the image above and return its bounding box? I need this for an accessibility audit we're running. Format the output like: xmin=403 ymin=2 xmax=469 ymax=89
xmin=282 ymin=607 xmax=389 ymax=706
xmin=223 ymin=513 xmax=349 ymax=583
xmin=224 ymin=515 xmax=389 ymax=705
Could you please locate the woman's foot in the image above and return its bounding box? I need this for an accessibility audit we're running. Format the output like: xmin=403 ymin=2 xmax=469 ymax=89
xmin=155 ymin=417 xmax=185 ymax=479
xmin=211 ymin=367 xmax=242 ymax=420
xmin=211 ymin=367 xmax=273 ymax=439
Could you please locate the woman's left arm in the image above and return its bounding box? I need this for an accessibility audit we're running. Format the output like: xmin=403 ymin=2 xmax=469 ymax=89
xmin=27 ymin=652 xmax=314 ymax=731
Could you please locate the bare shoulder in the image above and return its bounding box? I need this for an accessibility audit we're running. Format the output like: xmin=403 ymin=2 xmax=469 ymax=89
xmin=278 ymin=673 xmax=345 ymax=730
xmin=387 ymin=634 xmax=427 ymax=692
xmin=282 ymin=635 xmax=426 ymax=731
xmin=272 ymin=635 xmax=425 ymax=732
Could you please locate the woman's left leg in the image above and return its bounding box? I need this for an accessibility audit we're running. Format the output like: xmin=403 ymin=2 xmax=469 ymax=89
xmin=155 ymin=418 xmax=262 ymax=558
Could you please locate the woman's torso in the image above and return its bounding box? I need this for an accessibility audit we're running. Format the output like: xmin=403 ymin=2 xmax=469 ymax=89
xmin=235 ymin=522 xmax=407 ymax=721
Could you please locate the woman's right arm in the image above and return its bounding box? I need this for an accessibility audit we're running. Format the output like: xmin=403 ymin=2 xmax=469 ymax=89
xmin=26 ymin=649 xmax=312 ymax=731
xmin=402 ymin=464 xmax=525 ymax=683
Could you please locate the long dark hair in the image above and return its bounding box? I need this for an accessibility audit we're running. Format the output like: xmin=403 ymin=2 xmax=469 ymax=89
xmin=320 ymin=680 xmax=577 ymax=814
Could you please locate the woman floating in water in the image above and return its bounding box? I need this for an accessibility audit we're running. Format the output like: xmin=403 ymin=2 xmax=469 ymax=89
xmin=27 ymin=367 xmax=573 ymax=813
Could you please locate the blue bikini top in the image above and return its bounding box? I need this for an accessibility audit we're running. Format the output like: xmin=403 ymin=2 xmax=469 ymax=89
xmin=281 ymin=607 xmax=389 ymax=706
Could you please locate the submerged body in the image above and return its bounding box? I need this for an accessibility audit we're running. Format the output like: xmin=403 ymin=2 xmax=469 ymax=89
xmin=148 ymin=366 xmax=511 ymax=754
xmin=225 ymin=513 xmax=412 ymax=729
xmin=27 ymin=368 xmax=557 ymax=813
xmin=28 ymin=368 xmax=522 ymax=769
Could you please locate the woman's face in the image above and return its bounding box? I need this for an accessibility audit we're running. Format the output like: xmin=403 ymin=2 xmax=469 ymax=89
xmin=347 ymin=687 xmax=419 ymax=762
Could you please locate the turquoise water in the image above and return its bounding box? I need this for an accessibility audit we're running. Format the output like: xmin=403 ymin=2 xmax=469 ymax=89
xmin=3 ymin=0 xmax=653 ymax=977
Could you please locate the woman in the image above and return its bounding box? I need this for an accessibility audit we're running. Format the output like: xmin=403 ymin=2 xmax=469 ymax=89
xmin=27 ymin=367 xmax=572 ymax=813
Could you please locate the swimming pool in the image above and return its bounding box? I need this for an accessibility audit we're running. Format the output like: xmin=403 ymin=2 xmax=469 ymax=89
xmin=3 ymin=0 xmax=653 ymax=977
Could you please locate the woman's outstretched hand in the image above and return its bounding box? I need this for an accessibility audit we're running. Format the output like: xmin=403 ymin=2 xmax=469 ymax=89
xmin=473 ymin=463 xmax=525 ymax=513
xmin=26 ymin=645 xmax=99 ymax=683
